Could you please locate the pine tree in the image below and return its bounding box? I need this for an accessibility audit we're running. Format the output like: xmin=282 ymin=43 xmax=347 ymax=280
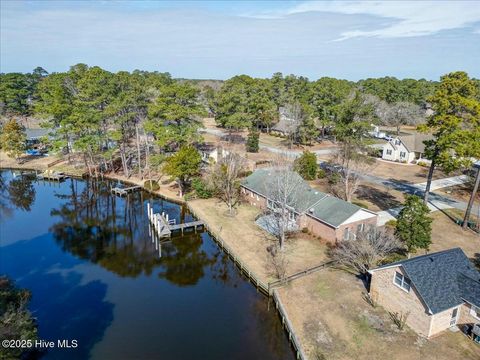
xmin=246 ymin=129 xmax=259 ymax=153
xmin=395 ymin=195 xmax=432 ymax=254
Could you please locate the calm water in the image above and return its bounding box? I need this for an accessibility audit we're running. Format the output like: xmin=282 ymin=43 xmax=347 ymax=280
xmin=0 ymin=170 xmax=294 ymax=360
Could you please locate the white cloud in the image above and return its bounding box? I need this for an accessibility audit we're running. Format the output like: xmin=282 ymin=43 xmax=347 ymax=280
xmin=252 ymin=1 xmax=480 ymax=40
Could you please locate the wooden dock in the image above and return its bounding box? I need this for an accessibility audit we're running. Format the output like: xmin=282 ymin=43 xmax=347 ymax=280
xmin=111 ymin=185 xmax=141 ymax=196
xmin=37 ymin=170 xmax=68 ymax=181
xmin=147 ymin=202 xmax=204 ymax=238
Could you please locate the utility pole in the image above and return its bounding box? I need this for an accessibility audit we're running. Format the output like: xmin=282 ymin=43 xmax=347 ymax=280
xmin=462 ymin=161 xmax=480 ymax=230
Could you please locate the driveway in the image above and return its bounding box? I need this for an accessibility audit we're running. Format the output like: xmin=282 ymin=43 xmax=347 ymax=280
xmin=414 ymin=175 xmax=469 ymax=191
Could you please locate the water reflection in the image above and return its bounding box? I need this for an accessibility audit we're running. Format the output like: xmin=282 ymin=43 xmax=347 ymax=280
xmin=49 ymin=178 xmax=218 ymax=286
xmin=0 ymin=171 xmax=37 ymax=219
xmin=0 ymin=171 xmax=295 ymax=360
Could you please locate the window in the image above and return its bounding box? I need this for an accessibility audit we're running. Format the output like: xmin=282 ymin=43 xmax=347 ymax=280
xmin=393 ymin=271 xmax=411 ymax=292
xmin=400 ymin=151 xmax=406 ymax=158
xmin=386 ymin=149 xmax=392 ymax=155
xmin=471 ymin=305 xmax=480 ymax=320
xmin=250 ymin=191 xmax=254 ymax=198
xmin=357 ymin=223 xmax=365 ymax=233
xmin=288 ymin=211 xmax=296 ymax=221
xmin=343 ymin=228 xmax=351 ymax=240
xmin=256 ymin=194 xmax=259 ymax=201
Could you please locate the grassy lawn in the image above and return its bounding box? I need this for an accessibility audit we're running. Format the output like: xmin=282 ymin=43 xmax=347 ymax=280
xmin=429 ymin=210 xmax=480 ymax=258
xmin=278 ymin=269 xmax=480 ymax=360
xmin=370 ymin=159 xmax=448 ymax=184
xmin=188 ymin=198 xmax=328 ymax=283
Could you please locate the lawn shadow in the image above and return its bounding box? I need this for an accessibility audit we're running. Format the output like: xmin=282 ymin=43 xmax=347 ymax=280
xmin=356 ymin=184 xmax=403 ymax=211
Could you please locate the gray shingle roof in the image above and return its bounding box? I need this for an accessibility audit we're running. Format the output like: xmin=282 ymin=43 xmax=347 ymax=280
xmin=242 ymin=168 xmax=372 ymax=227
xmin=374 ymin=248 xmax=480 ymax=314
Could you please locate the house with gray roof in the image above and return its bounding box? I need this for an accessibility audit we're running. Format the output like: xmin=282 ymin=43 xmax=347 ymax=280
xmin=369 ymin=248 xmax=480 ymax=338
xmin=241 ymin=168 xmax=378 ymax=242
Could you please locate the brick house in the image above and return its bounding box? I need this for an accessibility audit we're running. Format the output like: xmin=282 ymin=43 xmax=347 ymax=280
xmin=368 ymin=248 xmax=480 ymax=338
xmin=241 ymin=169 xmax=378 ymax=243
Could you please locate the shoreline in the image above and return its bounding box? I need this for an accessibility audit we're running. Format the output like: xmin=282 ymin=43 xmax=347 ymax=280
xmin=1 ymin=156 xmax=306 ymax=359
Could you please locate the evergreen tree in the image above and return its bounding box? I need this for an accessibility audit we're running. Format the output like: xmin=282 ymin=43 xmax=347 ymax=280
xmin=163 ymin=145 xmax=202 ymax=196
xmin=0 ymin=119 xmax=26 ymax=161
xmin=395 ymin=195 xmax=432 ymax=254
xmin=246 ymin=129 xmax=259 ymax=153
xmin=419 ymin=72 xmax=480 ymax=204
xmin=294 ymin=151 xmax=318 ymax=180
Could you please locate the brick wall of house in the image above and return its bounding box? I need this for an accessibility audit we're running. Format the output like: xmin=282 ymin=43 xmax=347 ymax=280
xmin=303 ymin=215 xmax=337 ymax=242
xmin=459 ymin=302 xmax=480 ymax=325
xmin=429 ymin=306 xmax=459 ymax=337
xmin=335 ymin=216 xmax=378 ymax=242
xmin=241 ymin=188 xmax=267 ymax=208
xmin=370 ymin=266 xmax=432 ymax=337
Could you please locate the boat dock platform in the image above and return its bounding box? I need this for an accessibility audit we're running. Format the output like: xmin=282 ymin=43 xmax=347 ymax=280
xmin=147 ymin=202 xmax=204 ymax=237
xmin=37 ymin=170 xmax=68 ymax=181
xmin=111 ymin=186 xmax=141 ymax=196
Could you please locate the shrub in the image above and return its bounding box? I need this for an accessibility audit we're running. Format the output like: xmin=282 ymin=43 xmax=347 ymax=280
xmin=327 ymin=172 xmax=340 ymax=185
xmin=385 ymin=219 xmax=397 ymax=229
xmin=317 ymin=168 xmax=326 ymax=179
xmin=417 ymin=161 xmax=428 ymax=167
xmin=302 ymin=227 xmax=309 ymax=233
xmin=294 ymin=151 xmax=318 ymax=180
xmin=191 ymin=177 xmax=213 ymax=199
xmin=144 ymin=179 xmax=160 ymax=191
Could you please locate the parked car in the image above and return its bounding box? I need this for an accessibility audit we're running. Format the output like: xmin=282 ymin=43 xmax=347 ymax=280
xmin=384 ymin=135 xmax=394 ymax=142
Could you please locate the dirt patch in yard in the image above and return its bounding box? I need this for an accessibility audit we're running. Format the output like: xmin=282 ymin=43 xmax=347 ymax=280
xmin=309 ymin=178 xmax=405 ymax=212
xmin=371 ymin=159 xmax=448 ymax=184
xmin=436 ymin=182 xmax=480 ymax=203
xmin=429 ymin=211 xmax=480 ymax=258
xmin=188 ymin=198 xmax=328 ymax=283
xmin=277 ymin=269 xmax=480 ymax=360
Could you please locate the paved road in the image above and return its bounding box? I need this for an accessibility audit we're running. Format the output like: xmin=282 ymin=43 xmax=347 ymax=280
xmin=200 ymin=127 xmax=473 ymax=221
xmin=414 ymin=175 xmax=469 ymax=191
xmin=200 ymin=127 xmax=337 ymax=157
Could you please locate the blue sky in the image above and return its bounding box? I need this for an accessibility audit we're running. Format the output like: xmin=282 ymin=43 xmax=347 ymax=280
xmin=1 ymin=1 xmax=479 ymax=80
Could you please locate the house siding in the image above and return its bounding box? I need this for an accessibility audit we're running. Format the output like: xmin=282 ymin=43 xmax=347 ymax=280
xmin=459 ymin=302 xmax=480 ymax=325
xmin=382 ymin=140 xmax=415 ymax=163
xmin=370 ymin=266 xmax=432 ymax=337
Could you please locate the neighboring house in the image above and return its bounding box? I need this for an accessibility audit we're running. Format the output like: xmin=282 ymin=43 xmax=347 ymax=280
xmin=369 ymin=248 xmax=480 ymax=338
xmin=382 ymin=133 xmax=433 ymax=163
xmin=271 ymin=107 xmax=298 ymax=136
xmin=241 ymin=168 xmax=378 ymax=242
xmin=199 ymin=144 xmax=230 ymax=164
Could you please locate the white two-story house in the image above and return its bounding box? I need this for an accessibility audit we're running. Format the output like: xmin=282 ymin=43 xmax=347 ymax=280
xmin=382 ymin=134 xmax=433 ymax=163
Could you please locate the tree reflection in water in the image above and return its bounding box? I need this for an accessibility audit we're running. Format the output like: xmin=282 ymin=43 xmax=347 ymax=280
xmin=0 ymin=171 xmax=36 ymax=218
xmin=49 ymin=177 xmax=219 ymax=286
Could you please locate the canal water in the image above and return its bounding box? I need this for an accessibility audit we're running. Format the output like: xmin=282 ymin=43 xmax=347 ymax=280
xmin=0 ymin=170 xmax=295 ymax=360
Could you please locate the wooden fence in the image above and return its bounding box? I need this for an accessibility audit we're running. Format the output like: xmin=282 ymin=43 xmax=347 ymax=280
xmin=186 ymin=203 xmax=308 ymax=359
xmin=271 ymin=289 xmax=307 ymax=360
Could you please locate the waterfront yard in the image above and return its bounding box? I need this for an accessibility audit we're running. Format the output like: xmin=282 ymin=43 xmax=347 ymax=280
xmin=188 ymin=198 xmax=329 ymax=283
xmin=278 ymin=269 xmax=480 ymax=360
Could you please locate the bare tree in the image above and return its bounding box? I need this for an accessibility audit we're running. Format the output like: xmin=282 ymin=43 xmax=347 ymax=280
xmin=263 ymin=156 xmax=304 ymax=250
xmin=283 ymin=102 xmax=305 ymax=148
xmin=331 ymin=143 xmax=375 ymax=202
xmin=210 ymin=152 xmax=246 ymax=216
xmin=267 ymin=244 xmax=289 ymax=281
xmin=376 ymin=101 xmax=424 ymax=135
xmin=331 ymin=227 xmax=402 ymax=275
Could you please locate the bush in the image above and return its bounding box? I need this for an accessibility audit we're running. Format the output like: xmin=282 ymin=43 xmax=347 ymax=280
xmin=144 ymin=179 xmax=160 ymax=191
xmin=301 ymin=227 xmax=309 ymax=233
xmin=417 ymin=161 xmax=428 ymax=167
xmin=294 ymin=151 xmax=317 ymax=180
xmin=191 ymin=177 xmax=213 ymax=199
xmin=327 ymin=172 xmax=340 ymax=185
xmin=317 ymin=168 xmax=326 ymax=179
xmin=352 ymin=200 xmax=369 ymax=209
xmin=385 ymin=219 xmax=397 ymax=229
